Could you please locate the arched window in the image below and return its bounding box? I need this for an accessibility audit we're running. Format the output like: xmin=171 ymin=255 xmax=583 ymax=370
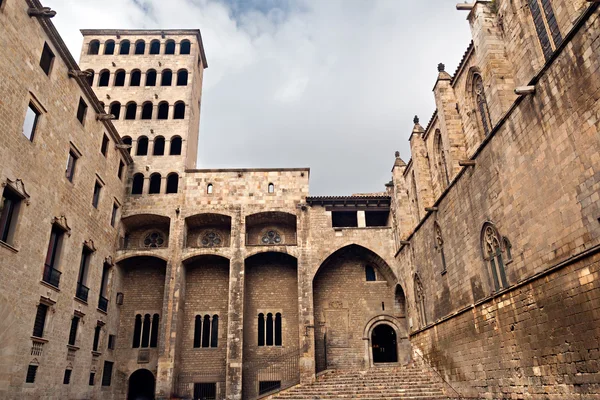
xmin=266 ymin=313 xmax=274 ymax=346
xmin=141 ymin=314 xmax=151 ymax=347
xmin=149 ymin=173 xmax=161 ymax=194
xmin=194 ymin=314 xmax=218 ymax=348
xmin=202 ymin=315 xmax=211 ymax=348
xmin=473 ymin=74 xmax=492 ymax=136
xmin=98 ymin=70 xmax=110 ymax=87
xmin=274 ymin=313 xmax=282 ymax=346
xmin=177 ymin=69 xmax=188 ymax=86
xmin=132 ymin=314 xmax=142 ymax=348
xmin=141 ymin=102 xmax=153 ymax=120
xmin=130 ymin=70 xmax=141 ymax=87
xmin=110 ymin=102 xmax=121 ymax=120
xmin=258 ymin=313 xmax=265 ymax=346
xmin=365 ymin=265 xmax=376 ymax=281
xmin=434 ymin=222 xmax=447 ymax=274
xmin=119 ymin=40 xmax=130 ymax=55
xmin=268 ymin=183 xmax=274 ymax=193
xmin=414 ymin=274 xmax=426 ymax=327
xmin=153 ymin=136 xmax=165 ymax=155
xmin=170 ymin=136 xmax=182 ymax=155
xmin=180 ymin=40 xmax=191 ymax=55
xmin=150 ymin=314 xmax=159 ymax=348
xmin=528 ymin=0 xmax=562 ymax=61
xmin=503 ymin=237 xmax=513 ymax=263
xmin=161 ymin=69 xmax=172 ymax=86
xmin=122 ymin=136 xmax=132 ymax=153
xmin=165 ymin=40 xmax=176 ymax=55
xmin=157 ymin=102 xmax=169 ymax=120
xmin=135 ymin=40 xmax=145 ymax=55
xmin=434 ymin=130 xmax=449 ymax=189
xmin=146 ymin=69 xmax=157 ymax=86
xmin=85 ymin=70 xmax=94 ymax=86
xmin=173 ymin=102 xmax=185 ymax=119
xmin=104 ymin=40 xmax=115 ymax=55
xmin=125 ymin=102 xmax=137 ymax=120
xmin=136 ymin=136 xmax=148 ymax=156
xmin=193 ymin=315 xmax=202 ymax=348
xmin=206 ymin=183 xmax=213 ymax=194
xmin=211 ymin=315 xmax=219 ymax=347
xmin=131 ymin=173 xmax=144 ymax=195
xmin=149 ymin=40 xmax=160 ymax=55
xmin=481 ymin=223 xmax=508 ymax=291
xmin=88 ymin=40 xmax=100 ymax=55
xmin=166 ymin=173 xmax=178 ymax=194
xmin=114 ymin=70 xmax=126 ymax=87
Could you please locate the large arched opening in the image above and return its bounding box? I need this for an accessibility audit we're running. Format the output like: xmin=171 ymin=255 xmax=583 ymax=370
xmin=127 ymin=368 xmax=155 ymax=400
xmin=371 ymin=324 xmax=397 ymax=364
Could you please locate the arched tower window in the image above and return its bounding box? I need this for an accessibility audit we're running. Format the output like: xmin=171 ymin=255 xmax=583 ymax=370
xmin=173 ymin=102 xmax=185 ymax=119
xmin=434 ymin=130 xmax=449 ymax=189
xmin=414 ymin=273 xmax=426 ymax=327
xmin=150 ymin=314 xmax=159 ymax=348
xmin=166 ymin=173 xmax=178 ymax=194
xmin=211 ymin=315 xmax=219 ymax=347
xmin=274 ymin=313 xmax=282 ymax=346
xmin=157 ymin=102 xmax=169 ymax=120
xmin=136 ymin=136 xmax=148 ymax=156
xmin=145 ymin=69 xmax=157 ymax=86
xmin=149 ymin=174 xmax=161 ymax=194
xmin=141 ymin=102 xmax=153 ymax=120
xmin=141 ymin=314 xmax=151 ymax=347
xmin=153 ymin=136 xmax=165 ymax=155
xmin=131 ymin=173 xmax=144 ymax=195
xmin=266 ymin=313 xmax=274 ymax=346
xmin=473 ymin=74 xmax=491 ymax=136
xmin=114 ymin=70 xmax=126 ymax=87
xmin=161 ymin=69 xmax=172 ymax=86
xmin=206 ymin=183 xmax=213 ymax=194
xmin=165 ymin=40 xmax=176 ymax=55
xmin=202 ymin=315 xmax=211 ymax=348
xmin=88 ymin=40 xmax=100 ymax=55
xmin=110 ymin=102 xmax=121 ymax=120
xmin=125 ymin=102 xmax=137 ymax=120
xmin=135 ymin=40 xmax=145 ymax=55
xmin=180 ymin=40 xmax=191 ymax=55
xmin=130 ymin=70 xmax=141 ymax=87
xmin=104 ymin=40 xmax=115 ymax=55
xmin=177 ymin=69 xmax=188 ymax=86
xmin=170 ymin=136 xmax=182 ymax=155
xmin=481 ymin=223 xmax=509 ymax=291
xmin=149 ymin=40 xmax=160 ymax=55
xmin=268 ymin=183 xmax=274 ymax=193
xmin=119 ymin=40 xmax=130 ymax=55
xmin=434 ymin=222 xmax=447 ymax=274
xmin=193 ymin=315 xmax=202 ymax=348
xmin=98 ymin=70 xmax=110 ymax=87
xmin=258 ymin=313 xmax=265 ymax=346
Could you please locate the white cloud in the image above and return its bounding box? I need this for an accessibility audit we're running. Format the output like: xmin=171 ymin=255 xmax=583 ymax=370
xmin=45 ymin=0 xmax=472 ymax=195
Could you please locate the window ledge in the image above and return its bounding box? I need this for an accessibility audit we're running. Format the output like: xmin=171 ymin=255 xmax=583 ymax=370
xmin=333 ymin=226 xmax=391 ymax=231
xmin=97 ymin=308 xmax=108 ymax=315
xmin=39 ymin=280 xmax=60 ymax=292
xmin=74 ymin=297 xmax=88 ymax=306
xmin=441 ymin=269 xmax=447 ymax=276
xmin=0 ymin=240 xmax=18 ymax=253
xmin=92 ymin=351 xmax=102 ymax=357
xmin=31 ymin=336 xmax=48 ymax=344
xmin=67 ymin=344 xmax=80 ymax=351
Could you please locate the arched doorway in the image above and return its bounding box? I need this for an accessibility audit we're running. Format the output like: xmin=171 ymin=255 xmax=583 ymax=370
xmin=371 ymin=324 xmax=397 ymax=364
xmin=128 ymin=369 xmax=155 ymax=400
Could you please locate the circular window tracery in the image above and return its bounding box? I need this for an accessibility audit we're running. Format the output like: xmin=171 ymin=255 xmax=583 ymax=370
xmin=143 ymin=232 xmax=165 ymax=248
xmin=261 ymin=230 xmax=282 ymax=245
xmin=201 ymin=231 xmax=222 ymax=247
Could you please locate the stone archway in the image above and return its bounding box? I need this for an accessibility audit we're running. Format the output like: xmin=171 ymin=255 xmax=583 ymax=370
xmin=371 ymin=324 xmax=397 ymax=364
xmin=128 ymin=369 xmax=155 ymax=400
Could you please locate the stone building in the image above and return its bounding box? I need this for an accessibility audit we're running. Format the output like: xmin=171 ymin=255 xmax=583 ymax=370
xmin=0 ymin=0 xmax=598 ymax=399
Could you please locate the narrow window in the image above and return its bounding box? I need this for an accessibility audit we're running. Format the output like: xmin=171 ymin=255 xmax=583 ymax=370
xmin=32 ymin=303 xmax=48 ymax=338
xmin=149 ymin=174 xmax=161 ymax=194
xmin=93 ymin=325 xmax=102 ymax=352
xmin=141 ymin=102 xmax=153 ymax=120
xmin=108 ymin=334 xmax=116 ymax=350
xmin=157 ymin=102 xmax=169 ymax=120
xmin=166 ymin=174 xmax=178 ymax=194
xmin=132 ymin=173 xmax=144 ymax=195
xmin=153 ymin=136 xmax=165 ymax=155
xmin=141 ymin=314 xmax=151 ymax=347
xmin=206 ymin=183 xmax=213 ymax=194
xmin=268 ymin=183 xmax=274 ymax=193
xmin=266 ymin=313 xmax=274 ymax=346
xmin=177 ymin=69 xmax=188 ymax=86
xmin=76 ymin=247 xmax=92 ymax=302
xmin=473 ymin=74 xmax=491 ymax=136
xmin=125 ymin=103 xmax=137 ymax=120
xmin=119 ymin=40 xmax=130 ymax=55
xmin=43 ymin=225 xmax=64 ymax=288
xmin=135 ymin=40 xmax=145 ymax=55
xmin=161 ymin=70 xmax=172 ymax=86
xmin=132 ymin=314 xmax=142 ymax=348
xmin=434 ymin=130 xmax=449 ymax=189
xmin=0 ymin=186 xmax=23 ymax=244
xmin=22 ymin=103 xmax=40 ymax=141
xmin=98 ymin=263 xmax=110 ymax=311
xmin=258 ymin=313 xmax=265 ymax=346
xmin=435 ymin=222 xmax=447 ymax=274
xmin=528 ymin=0 xmax=562 ymax=61
xmin=85 ymin=69 xmax=95 ymax=86
xmin=39 ymin=43 xmax=55 ymax=75
xmin=111 ymin=203 xmax=119 ymax=227
xmin=211 ymin=315 xmax=219 ymax=348
xmin=180 ymin=40 xmax=191 ymax=55
xmin=118 ymin=160 xmax=125 ymax=180
xmin=146 ymin=69 xmax=157 ymax=86
xmin=149 ymin=40 xmax=160 ymax=55
xmin=274 ymin=313 xmax=282 ymax=346
xmin=25 ymin=365 xmax=38 ymax=383
xmin=101 ymin=134 xmax=110 ymax=157
xmin=101 ymin=361 xmax=113 ymax=386
xmin=99 ymin=70 xmax=110 ymax=87
xmin=201 ymin=315 xmax=210 ymax=348
xmin=68 ymin=315 xmax=80 ymax=346
xmin=114 ymin=70 xmax=126 ymax=87
xmin=88 ymin=40 xmax=100 ymax=55
xmin=89 ymin=372 xmax=95 ymax=386
xmin=122 ymin=136 xmax=132 ymax=154
xmin=130 ymin=70 xmax=141 ymax=87
xmin=104 ymin=40 xmax=115 ymax=55
xmin=92 ymin=181 xmax=102 ymax=208
xmin=150 ymin=314 xmax=159 ymax=348
xmin=481 ymin=224 xmax=509 ymax=291
xmin=503 ymin=237 xmax=513 ymax=262
xmin=165 ymin=40 xmax=176 ymax=54
xmin=77 ymin=98 xmax=88 ymax=125
xmin=193 ymin=315 xmax=202 ymax=348
xmin=173 ymin=102 xmax=185 ymax=119
xmin=170 ymin=136 xmax=182 ymax=155
xmin=63 ymin=369 xmax=72 ymax=385
xmin=414 ymin=274 xmax=427 ymax=327
xmin=365 ymin=265 xmax=376 ymax=281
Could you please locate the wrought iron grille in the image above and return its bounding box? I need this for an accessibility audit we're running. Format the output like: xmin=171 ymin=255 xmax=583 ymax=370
xmin=42 ymin=264 xmax=61 ymax=287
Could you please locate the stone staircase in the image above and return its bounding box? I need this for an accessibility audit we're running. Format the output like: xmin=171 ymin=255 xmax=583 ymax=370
xmin=270 ymin=364 xmax=454 ymax=399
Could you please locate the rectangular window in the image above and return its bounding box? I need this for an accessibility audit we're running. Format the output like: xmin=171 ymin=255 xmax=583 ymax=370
xmin=0 ymin=187 xmax=22 ymax=245
xmin=89 ymin=372 xmax=95 ymax=386
xmin=101 ymin=134 xmax=110 ymax=157
xmin=39 ymin=43 xmax=55 ymax=76
xmin=77 ymin=97 xmax=88 ymax=125
xmin=76 ymin=248 xmax=91 ymax=302
xmin=25 ymin=365 xmax=38 ymax=383
xmin=108 ymin=334 xmax=116 ymax=350
xmin=68 ymin=315 xmax=80 ymax=346
xmin=32 ymin=303 xmax=48 ymax=338
xmin=98 ymin=263 xmax=110 ymax=312
xmin=118 ymin=160 xmax=125 ymax=180
xmin=65 ymin=150 xmax=78 ymax=182
xmin=93 ymin=325 xmax=102 ymax=352
xmin=23 ymin=103 xmax=41 ymax=141
xmin=43 ymin=225 xmax=64 ymax=287
xmin=331 ymin=211 xmax=358 ymax=228
xmin=92 ymin=181 xmax=102 ymax=208
xmin=101 ymin=361 xmax=113 ymax=386
xmin=365 ymin=210 xmax=390 ymax=227
xmin=63 ymin=369 xmax=72 ymax=385
xmin=111 ymin=203 xmax=119 ymax=227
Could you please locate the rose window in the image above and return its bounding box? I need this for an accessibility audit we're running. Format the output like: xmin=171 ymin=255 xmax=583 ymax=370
xmin=201 ymin=231 xmax=222 ymax=247
xmin=261 ymin=230 xmax=282 ymax=245
xmin=143 ymin=232 xmax=165 ymax=248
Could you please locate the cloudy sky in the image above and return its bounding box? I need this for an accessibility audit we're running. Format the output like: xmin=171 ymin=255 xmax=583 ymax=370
xmin=45 ymin=0 xmax=472 ymax=196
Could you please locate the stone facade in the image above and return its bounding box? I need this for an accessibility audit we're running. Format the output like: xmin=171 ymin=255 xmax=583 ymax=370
xmin=0 ymin=0 xmax=598 ymax=400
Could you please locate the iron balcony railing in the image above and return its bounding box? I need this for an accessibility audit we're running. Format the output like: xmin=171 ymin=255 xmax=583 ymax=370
xmin=42 ymin=264 xmax=61 ymax=288
xmin=75 ymin=282 xmax=89 ymax=302
xmin=98 ymin=295 xmax=109 ymax=312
